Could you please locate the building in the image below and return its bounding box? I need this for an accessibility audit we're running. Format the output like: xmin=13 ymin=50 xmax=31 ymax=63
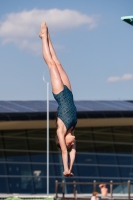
xmin=0 ymin=100 xmax=133 ymax=194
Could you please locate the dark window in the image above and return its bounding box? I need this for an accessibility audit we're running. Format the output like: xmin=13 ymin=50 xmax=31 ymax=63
xmin=117 ymin=155 xmax=133 ymax=165
xmin=30 ymin=152 xmax=46 ymax=163
xmin=99 ymin=166 xmax=120 ymax=178
xmin=1 ymin=126 xmax=133 ymax=194
xmin=3 ymin=137 xmax=28 ymax=150
xmin=5 ymin=151 xmax=30 ymax=162
xmin=93 ymin=127 xmax=113 ymax=142
xmin=28 ymin=138 xmax=45 ymax=151
xmin=76 ymin=165 xmax=99 ymax=177
xmin=115 ymin=144 xmax=133 ymax=154
xmin=8 ymin=177 xmax=34 ymax=193
xmin=0 ymin=151 xmax=5 ymax=161
xmin=76 ymin=141 xmax=94 ymax=152
xmin=95 ymin=142 xmax=115 ymax=153
xmin=0 ymin=178 xmax=9 ymax=193
xmin=7 ymin=163 xmax=31 ymax=176
xmin=119 ymin=167 xmax=133 ymax=178
xmin=0 ymin=163 xmax=7 ymax=175
xmin=76 ymin=153 xmax=97 ymax=164
xmin=97 ymin=154 xmax=117 ymax=165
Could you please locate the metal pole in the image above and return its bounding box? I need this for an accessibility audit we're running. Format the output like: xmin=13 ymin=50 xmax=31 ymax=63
xmin=110 ymin=180 xmax=113 ymax=199
xmin=62 ymin=180 xmax=65 ymax=198
xmin=93 ymin=180 xmax=96 ymax=191
xmin=128 ymin=180 xmax=130 ymax=200
xmin=73 ymin=181 xmax=77 ymax=199
xmin=47 ymin=82 xmax=49 ymax=199
xmin=55 ymin=180 xmax=58 ymax=199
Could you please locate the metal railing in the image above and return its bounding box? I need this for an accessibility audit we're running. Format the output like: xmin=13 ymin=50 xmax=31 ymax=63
xmin=55 ymin=180 xmax=132 ymax=199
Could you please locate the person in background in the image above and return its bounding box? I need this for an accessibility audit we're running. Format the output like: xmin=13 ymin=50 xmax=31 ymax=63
xmin=99 ymin=184 xmax=108 ymax=197
xmin=91 ymin=191 xmax=99 ymax=200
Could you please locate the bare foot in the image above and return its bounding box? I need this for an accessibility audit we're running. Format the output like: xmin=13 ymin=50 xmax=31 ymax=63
xmin=39 ymin=22 xmax=47 ymax=39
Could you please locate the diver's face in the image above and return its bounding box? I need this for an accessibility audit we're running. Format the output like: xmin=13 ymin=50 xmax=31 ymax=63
xmin=65 ymin=134 xmax=75 ymax=149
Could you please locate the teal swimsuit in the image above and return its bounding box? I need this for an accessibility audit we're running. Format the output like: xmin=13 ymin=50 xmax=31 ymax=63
xmin=53 ymin=85 xmax=77 ymax=130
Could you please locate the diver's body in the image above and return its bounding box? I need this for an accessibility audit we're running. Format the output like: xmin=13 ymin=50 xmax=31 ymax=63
xmin=39 ymin=22 xmax=77 ymax=177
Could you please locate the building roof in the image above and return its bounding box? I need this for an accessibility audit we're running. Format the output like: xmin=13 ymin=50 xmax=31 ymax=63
xmin=0 ymin=100 xmax=133 ymax=121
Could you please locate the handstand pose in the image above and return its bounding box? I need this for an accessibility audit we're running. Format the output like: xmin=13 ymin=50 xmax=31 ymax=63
xmin=39 ymin=22 xmax=77 ymax=177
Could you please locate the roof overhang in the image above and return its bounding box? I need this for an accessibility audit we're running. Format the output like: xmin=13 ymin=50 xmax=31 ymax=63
xmin=0 ymin=110 xmax=133 ymax=130
xmin=0 ymin=117 xmax=133 ymax=130
xmin=1 ymin=100 xmax=133 ymax=130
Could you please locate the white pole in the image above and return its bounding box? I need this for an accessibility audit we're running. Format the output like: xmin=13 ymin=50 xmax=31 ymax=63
xmin=43 ymin=73 xmax=49 ymax=199
xmin=47 ymin=82 xmax=49 ymax=199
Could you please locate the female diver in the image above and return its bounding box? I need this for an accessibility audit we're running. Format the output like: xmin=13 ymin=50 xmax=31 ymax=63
xmin=39 ymin=22 xmax=77 ymax=177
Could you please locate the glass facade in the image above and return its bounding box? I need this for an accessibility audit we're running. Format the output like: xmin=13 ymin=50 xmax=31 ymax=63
xmin=0 ymin=126 xmax=133 ymax=194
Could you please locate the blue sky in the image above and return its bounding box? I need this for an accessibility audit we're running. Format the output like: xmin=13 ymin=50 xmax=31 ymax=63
xmin=0 ymin=0 xmax=133 ymax=101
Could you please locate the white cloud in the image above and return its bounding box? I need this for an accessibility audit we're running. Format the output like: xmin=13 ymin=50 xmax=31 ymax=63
xmin=107 ymin=76 xmax=120 ymax=82
xmin=18 ymin=40 xmax=41 ymax=55
xmin=121 ymin=74 xmax=133 ymax=80
xmin=107 ymin=73 xmax=133 ymax=82
xmin=0 ymin=9 xmax=99 ymax=54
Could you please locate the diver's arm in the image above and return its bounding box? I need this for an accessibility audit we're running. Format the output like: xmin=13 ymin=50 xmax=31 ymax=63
xmin=57 ymin=130 xmax=69 ymax=175
xmin=69 ymin=141 xmax=76 ymax=173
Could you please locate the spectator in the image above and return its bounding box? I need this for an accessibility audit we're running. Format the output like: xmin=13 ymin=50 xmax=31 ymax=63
xmin=91 ymin=191 xmax=99 ymax=200
xmin=99 ymin=184 xmax=108 ymax=197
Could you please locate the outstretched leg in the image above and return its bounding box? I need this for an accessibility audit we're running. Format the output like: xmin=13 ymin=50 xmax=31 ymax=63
xmin=39 ymin=22 xmax=64 ymax=94
xmin=47 ymin=30 xmax=72 ymax=91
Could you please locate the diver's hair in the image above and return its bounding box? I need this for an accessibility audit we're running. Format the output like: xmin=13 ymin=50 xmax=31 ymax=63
xmin=55 ymin=111 xmax=60 ymax=149
xmin=55 ymin=134 xmax=61 ymax=149
xmin=55 ymin=119 xmax=58 ymax=129
xmin=55 ymin=134 xmax=72 ymax=152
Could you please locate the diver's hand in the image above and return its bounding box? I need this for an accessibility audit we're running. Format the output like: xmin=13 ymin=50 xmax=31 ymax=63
xmin=63 ymin=171 xmax=70 ymax=177
xmin=68 ymin=169 xmax=74 ymax=177
xmin=63 ymin=170 xmax=74 ymax=177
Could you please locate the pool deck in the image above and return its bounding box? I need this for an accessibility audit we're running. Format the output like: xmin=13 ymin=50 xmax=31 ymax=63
xmin=0 ymin=194 xmax=133 ymax=200
xmin=0 ymin=193 xmax=133 ymax=200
